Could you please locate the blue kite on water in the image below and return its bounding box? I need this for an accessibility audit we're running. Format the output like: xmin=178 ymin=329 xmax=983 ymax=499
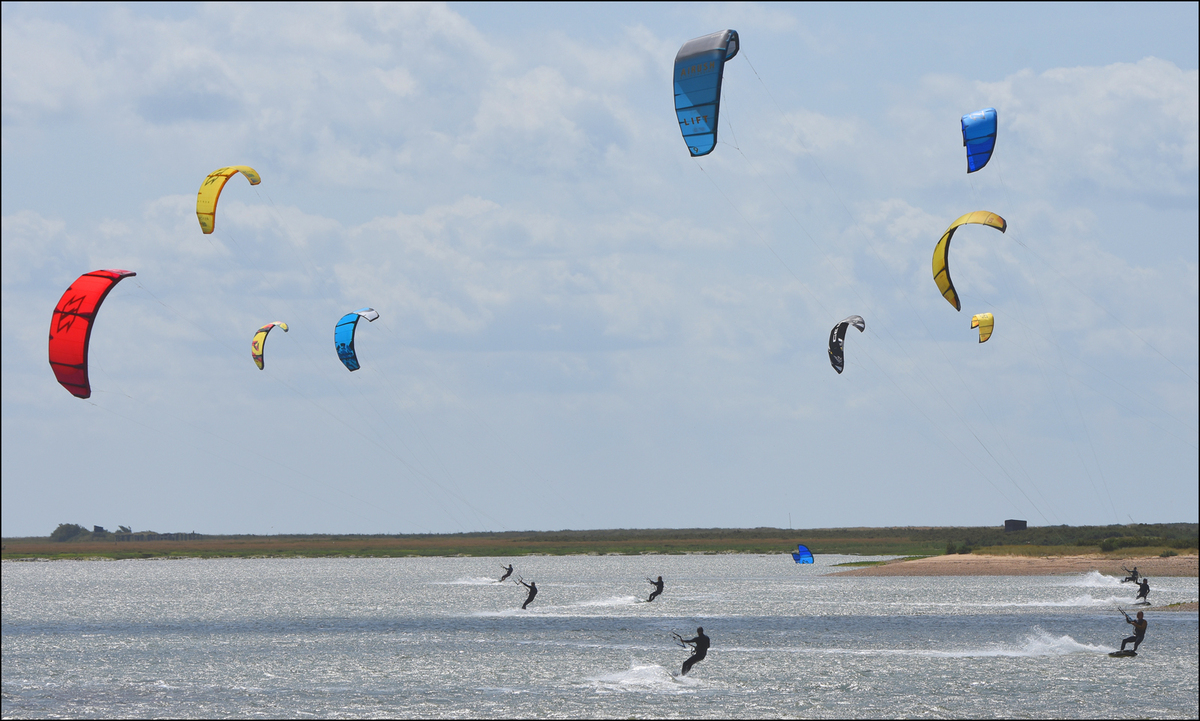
xmin=673 ymin=29 xmax=739 ymax=157
xmin=792 ymin=544 xmax=814 ymax=564
xmin=961 ymin=108 xmax=998 ymax=173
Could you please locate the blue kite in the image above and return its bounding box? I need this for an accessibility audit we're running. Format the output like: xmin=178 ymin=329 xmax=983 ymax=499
xmin=961 ymin=108 xmax=997 ymax=173
xmin=792 ymin=544 xmax=814 ymax=564
xmin=673 ymin=29 xmax=739 ymax=157
xmin=334 ymin=307 xmax=379 ymax=372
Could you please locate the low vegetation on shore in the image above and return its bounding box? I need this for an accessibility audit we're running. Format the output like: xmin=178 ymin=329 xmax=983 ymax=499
xmin=3 ymin=523 xmax=1196 ymax=561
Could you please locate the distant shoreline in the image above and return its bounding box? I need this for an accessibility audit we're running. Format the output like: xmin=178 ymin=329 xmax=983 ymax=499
xmin=3 ymin=524 xmax=1196 ymax=563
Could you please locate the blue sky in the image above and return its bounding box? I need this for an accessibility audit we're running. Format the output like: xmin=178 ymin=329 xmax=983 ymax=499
xmin=2 ymin=3 xmax=1196 ymax=537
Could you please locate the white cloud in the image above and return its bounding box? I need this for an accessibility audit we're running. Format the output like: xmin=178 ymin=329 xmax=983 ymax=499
xmin=0 ymin=18 xmax=100 ymax=119
xmin=981 ymin=58 xmax=1199 ymax=194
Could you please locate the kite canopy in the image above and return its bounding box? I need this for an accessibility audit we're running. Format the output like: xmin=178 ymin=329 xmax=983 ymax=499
xmin=48 ymin=269 xmax=137 ymax=399
xmin=828 ymin=315 xmax=865 ymax=374
xmin=792 ymin=544 xmax=814 ymax=564
xmin=673 ymin=29 xmax=739 ymax=157
xmin=931 ymin=211 xmax=1007 ymax=311
xmin=971 ymin=312 xmax=995 ymax=343
xmin=196 ymin=166 xmax=261 ymax=234
xmin=334 ymin=307 xmax=380 ymax=372
xmin=961 ymin=108 xmax=997 ymax=173
xmin=251 ymin=321 xmax=288 ymax=370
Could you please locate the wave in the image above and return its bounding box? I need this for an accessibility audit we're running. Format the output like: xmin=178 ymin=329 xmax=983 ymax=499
xmin=1009 ymin=594 xmax=1140 ymax=608
xmin=944 ymin=593 xmax=1140 ymax=609
xmin=429 ymin=576 xmax=503 ymax=585
xmin=470 ymin=595 xmax=655 ymax=617
xmin=587 ymin=663 xmax=697 ymax=694
xmin=928 ymin=628 xmax=1113 ymax=658
xmin=573 ymin=595 xmax=642 ymax=608
xmin=1062 ymin=570 xmax=1124 ymax=588
xmin=782 ymin=627 xmax=1113 ymax=658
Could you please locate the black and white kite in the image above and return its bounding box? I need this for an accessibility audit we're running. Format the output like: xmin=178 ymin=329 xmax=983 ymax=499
xmin=828 ymin=315 xmax=865 ymax=374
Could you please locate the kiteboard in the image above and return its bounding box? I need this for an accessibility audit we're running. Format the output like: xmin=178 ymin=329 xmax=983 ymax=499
xmin=1108 ymin=650 xmax=1137 ymax=658
xmin=1132 ymin=601 xmax=1151 ymax=606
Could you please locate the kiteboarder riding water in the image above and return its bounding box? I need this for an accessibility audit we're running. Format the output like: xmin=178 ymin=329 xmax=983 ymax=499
xmin=1122 ymin=566 xmax=1140 ymax=583
xmin=646 ymin=576 xmax=664 ymax=603
xmin=675 ymin=627 xmax=710 ymax=676
xmin=1121 ymin=609 xmax=1147 ymax=652
xmin=498 ymin=564 xmax=513 ymax=583
xmin=1136 ymin=578 xmax=1150 ymax=602
xmin=518 ymin=579 xmax=537 ymax=609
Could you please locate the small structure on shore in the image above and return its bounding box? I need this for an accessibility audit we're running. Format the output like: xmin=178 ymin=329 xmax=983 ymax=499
xmin=1004 ymin=519 xmax=1027 ymax=532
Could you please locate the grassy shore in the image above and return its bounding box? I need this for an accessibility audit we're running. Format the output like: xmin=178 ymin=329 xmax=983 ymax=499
xmin=3 ymin=524 xmax=1196 ymax=561
xmin=973 ymin=544 xmax=1188 ymax=557
xmin=1 ymin=528 xmax=939 ymax=560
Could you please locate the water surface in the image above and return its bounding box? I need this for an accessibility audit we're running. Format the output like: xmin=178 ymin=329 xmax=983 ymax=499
xmin=3 ymin=555 xmax=1197 ymax=718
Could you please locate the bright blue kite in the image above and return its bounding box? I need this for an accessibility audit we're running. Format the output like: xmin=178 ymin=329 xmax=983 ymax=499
xmin=674 ymin=29 xmax=739 ymax=157
xmin=792 ymin=544 xmax=814 ymax=564
xmin=334 ymin=307 xmax=379 ymax=372
xmin=961 ymin=108 xmax=997 ymax=173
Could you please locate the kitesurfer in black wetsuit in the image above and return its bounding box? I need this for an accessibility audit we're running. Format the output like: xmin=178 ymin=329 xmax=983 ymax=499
xmin=1136 ymin=578 xmax=1150 ymax=602
xmin=646 ymin=576 xmax=664 ymax=603
xmin=499 ymin=564 xmax=514 ymax=583
xmin=518 ymin=579 xmax=538 ymax=609
xmin=1121 ymin=610 xmax=1147 ymax=651
xmin=1122 ymin=565 xmax=1139 ymax=583
xmin=679 ymin=627 xmax=709 ymax=676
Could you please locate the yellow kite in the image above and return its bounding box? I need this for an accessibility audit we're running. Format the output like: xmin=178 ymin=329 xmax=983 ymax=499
xmin=251 ymin=321 xmax=288 ymax=370
xmin=971 ymin=313 xmax=994 ymax=343
xmin=196 ymin=166 xmax=261 ymax=234
xmin=931 ymin=211 xmax=1007 ymax=311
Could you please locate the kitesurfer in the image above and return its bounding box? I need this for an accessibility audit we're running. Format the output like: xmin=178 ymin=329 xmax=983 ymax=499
xmin=1122 ymin=565 xmax=1139 ymax=583
xmin=678 ymin=627 xmax=710 ymax=676
xmin=646 ymin=576 xmax=664 ymax=603
xmin=518 ymin=579 xmax=538 ymax=609
xmin=1121 ymin=610 xmax=1147 ymax=652
xmin=1136 ymin=578 xmax=1150 ymax=602
xmin=499 ymin=564 xmax=514 ymax=583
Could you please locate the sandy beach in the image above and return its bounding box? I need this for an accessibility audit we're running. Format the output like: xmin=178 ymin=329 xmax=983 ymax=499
xmin=833 ymin=554 xmax=1199 ymax=611
xmin=835 ymin=553 xmax=1197 ymax=578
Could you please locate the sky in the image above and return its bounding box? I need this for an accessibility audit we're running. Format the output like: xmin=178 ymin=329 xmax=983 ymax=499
xmin=2 ymin=2 xmax=1196 ymax=537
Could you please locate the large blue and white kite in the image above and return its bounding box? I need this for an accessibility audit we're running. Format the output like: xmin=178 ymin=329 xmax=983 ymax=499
xmin=674 ymin=29 xmax=739 ymax=157
xmin=334 ymin=307 xmax=379 ymax=372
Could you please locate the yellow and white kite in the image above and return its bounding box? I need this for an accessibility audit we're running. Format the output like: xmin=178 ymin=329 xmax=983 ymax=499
xmin=971 ymin=313 xmax=994 ymax=343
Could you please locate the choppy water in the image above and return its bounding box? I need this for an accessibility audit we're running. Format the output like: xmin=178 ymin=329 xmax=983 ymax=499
xmin=3 ymin=555 xmax=1197 ymax=718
